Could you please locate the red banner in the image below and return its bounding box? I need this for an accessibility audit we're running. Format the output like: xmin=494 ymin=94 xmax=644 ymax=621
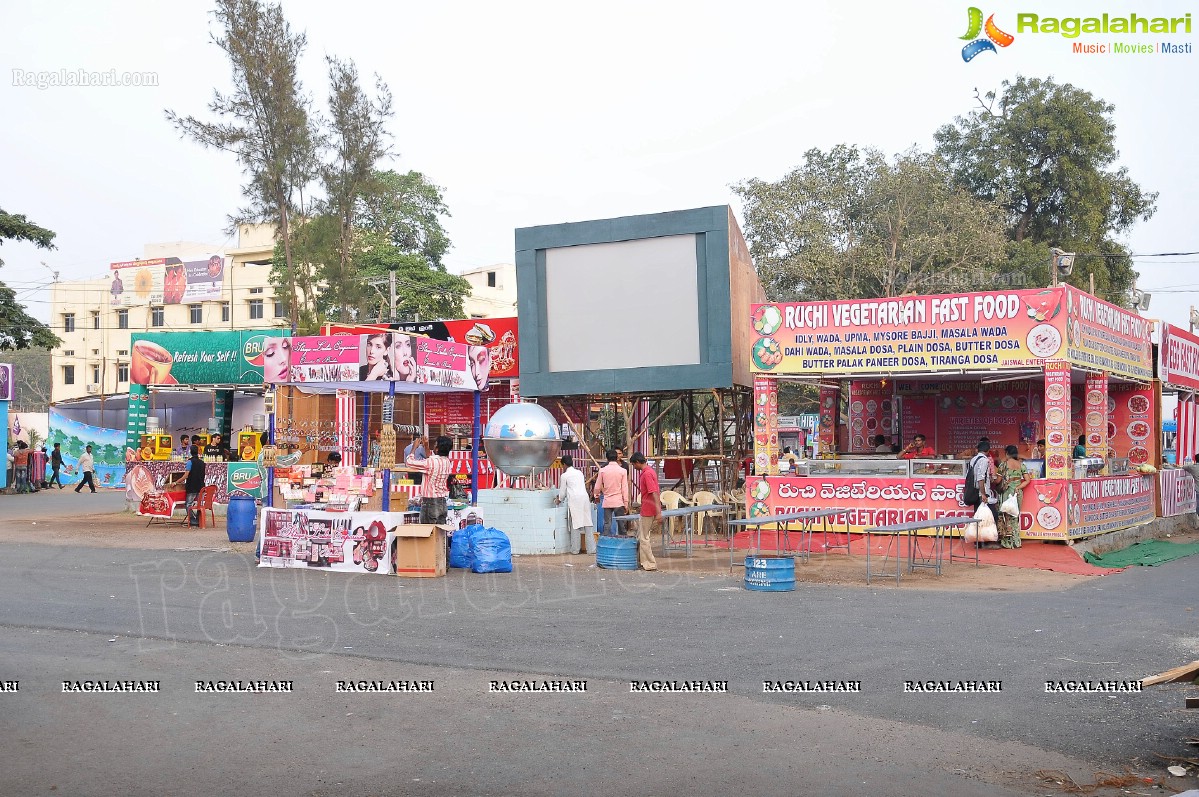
xmin=1106 ymin=382 xmax=1156 ymax=466
xmin=1083 ymin=373 xmax=1108 ymax=459
xmin=817 ymin=386 xmax=839 ymax=454
xmin=1159 ymin=323 xmax=1199 ymax=391
xmin=846 ymin=381 xmax=892 ymax=452
xmin=1043 ymin=361 xmax=1072 ymax=477
xmin=753 ymin=377 xmax=779 ymax=473
xmin=327 ymin=317 xmax=519 ymax=379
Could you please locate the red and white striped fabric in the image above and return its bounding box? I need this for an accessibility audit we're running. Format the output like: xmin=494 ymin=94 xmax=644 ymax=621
xmin=1179 ymin=395 xmax=1199 ymax=465
xmin=634 ymin=399 xmax=651 ymax=457
xmin=335 ymin=390 xmax=357 ymax=467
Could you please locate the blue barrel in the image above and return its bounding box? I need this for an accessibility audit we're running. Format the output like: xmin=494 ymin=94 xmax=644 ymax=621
xmin=597 ymin=535 xmax=638 ymax=570
xmin=227 ymin=493 xmax=258 ymax=542
xmin=744 ymin=555 xmax=796 ymax=592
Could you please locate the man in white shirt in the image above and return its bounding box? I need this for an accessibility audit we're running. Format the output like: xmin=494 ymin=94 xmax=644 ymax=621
xmin=555 ymin=455 xmax=595 ymax=554
xmin=75 ymin=445 xmax=97 ymax=493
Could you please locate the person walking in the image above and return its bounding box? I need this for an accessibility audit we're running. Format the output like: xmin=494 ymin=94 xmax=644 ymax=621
xmin=996 ymin=445 xmax=1032 ymax=549
xmin=555 ymin=454 xmax=595 ymax=554
xmin=50 ymin=443 xmax=64 ymax=489
xmin=629 ymin=452 xmax=660 ymax=571
xmin=968 ymin=439 xmax=999 ymax=548
xmin=406 ymin=435 xmax=453 ymax=524
xmin=74 ymin=445 xmax=97 ymax=493
xmin=592 ymin=449 xmax=629 ymax=536
xmin=184 ymin=445 xmax=206 ymax=527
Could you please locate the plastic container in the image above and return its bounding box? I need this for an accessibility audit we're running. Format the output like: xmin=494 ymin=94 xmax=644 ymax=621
xmin=744 ymin=555 xmax=796 ymax=592
xmin=227 ymin=493 xmax=258 ymax=542
xmin=597 ymin=535 xmax=638 ymax=570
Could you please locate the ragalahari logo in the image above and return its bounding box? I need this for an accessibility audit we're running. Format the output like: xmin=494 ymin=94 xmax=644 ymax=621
xmin=960 ymin=7 xmax=1015 ymax=61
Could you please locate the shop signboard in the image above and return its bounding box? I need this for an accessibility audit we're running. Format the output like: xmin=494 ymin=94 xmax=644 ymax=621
xmin=326 ymin=317 xmax=520 ymax=380
xmin=227 ymin=462 xmax=264 ymax=499
xmin=286 ymin=335 xmax=364 ymax=383
xmin=1063 ymin=474 xmax=1155 ymax=538
xmin=130 ymin=330 xmax=290 ymax=386
xmin=751 ymin=288 xmax=1153 ymax=380
xmin=0 ymin=363 xmax=12 ymax=401
xmin=1158 ymin=323 xmax=1199 ymax=391
xmin=1062 ymin=286 xmax=1154 ymax=381
xmin=1160 ymin=469 xmax=1197 ymax=517
xmin=109 ymin=256 xmax=225 ymax=307
xmin=1043 ymin=360 xmax=1072 ymax=478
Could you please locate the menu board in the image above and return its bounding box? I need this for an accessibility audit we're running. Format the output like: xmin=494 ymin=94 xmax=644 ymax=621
xmin=1083 ymin=373 xmax=1108 ymax=458
xmin=753 ymin=377 xmax=779 ymax=473
xmin=1107 ymin=383 xmax=1156 ymax=466
xmin=898 ymin=395 xmax=937 ymax=451
xmin=816 ymin=386 xmax=839 ymax=454
xmin=893 ymin=381 xmax=1034 ymax=456
xmin=1043 ymin=361 xmax=1072 ymax=478
xmin=846 ymin=381 xmax=892 ymax=452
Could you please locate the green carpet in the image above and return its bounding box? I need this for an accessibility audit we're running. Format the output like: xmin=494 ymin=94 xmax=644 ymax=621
xmin=1083 ymin=539 xmax=1199 ymax=567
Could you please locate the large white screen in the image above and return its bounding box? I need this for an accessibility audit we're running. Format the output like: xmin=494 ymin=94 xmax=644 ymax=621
xmin=544 ymin=235 xmax=701 ymax=372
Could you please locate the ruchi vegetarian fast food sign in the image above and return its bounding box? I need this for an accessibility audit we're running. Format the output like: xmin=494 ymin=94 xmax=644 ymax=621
xmin=750 ymin=288 xmax=1153 ymax=379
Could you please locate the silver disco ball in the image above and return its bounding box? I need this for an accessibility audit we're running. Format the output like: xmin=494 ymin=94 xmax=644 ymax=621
xmin=483 ymin=402 xmax=562 ymax=478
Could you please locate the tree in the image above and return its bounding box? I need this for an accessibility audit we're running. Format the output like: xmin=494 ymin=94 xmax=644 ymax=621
xmin=5 ymin=348 xmax=52 ymax=411
xmin=357 ymin=231 xmax=471 ymax=322
xmin=360 ymin=170 xmax=452 ymax=270
xmin=319 ymin=56 xmax=393 ymax=323
xmin=0 ymin=209 xmax=61 ymax=349
xmin=733 ymin=145 xmax=1008 ymax=302
xmin=933 ymin=75 xmax=1156 ymax=303
xmin=166 ymin=0 xmax=317 ymax=332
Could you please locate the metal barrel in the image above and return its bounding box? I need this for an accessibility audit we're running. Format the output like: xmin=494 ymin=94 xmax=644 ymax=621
xmin=596 ymin=535 xmax=638 ymax=570
xmin=744 ymin=555 xmax=796 ymax=592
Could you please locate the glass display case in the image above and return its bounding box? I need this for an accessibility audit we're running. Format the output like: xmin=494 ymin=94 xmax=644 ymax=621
xmin=908 ymin=459 xmax=967 ymax=477
xmin=796 ymin=459 xmax=911 ymax=477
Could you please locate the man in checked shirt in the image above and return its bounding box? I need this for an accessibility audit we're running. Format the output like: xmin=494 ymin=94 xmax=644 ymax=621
xmin=407 ymin=435 xmax=454 ymax=524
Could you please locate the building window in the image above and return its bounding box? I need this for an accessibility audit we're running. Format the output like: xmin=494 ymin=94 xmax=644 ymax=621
xmin=63 ymin=349 xmax=74 ymax=356
xmin=117 ymin=309 xmax=129 ymax=329
xmin=248 ymin=299 xmax=263 ymax=320
xmin=118 ymin=363 xmax=129 ymax=383
xmin=189 ymin=304 xmax=202 ymax=324
xmin=487 ymin=271 xmax=496 ymax=288
xmin=91 ymin=311 xmax=100 ymax=330
xmin=151 ymin=306 xmax=164 ymax=327
xmin=221 ymin=302 xmax=230 ymax=322
xmin=274 ymin=301 xmax=287 ymax=318
xmin=63 ymin=313 xmax=75 ymax=333
xmin=249 ymin=287 xmax=264 ymax=294
xmin=92 ymin=365 xmax=101 ymax=384
xmin=63 ymin=365 xmax=75 ymax=385
xmin=117 ymin=349 xmax=129 ymax=356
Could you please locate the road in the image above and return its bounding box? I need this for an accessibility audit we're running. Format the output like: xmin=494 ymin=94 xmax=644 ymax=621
xmin=0 ymin=496 xmax=1195 ymax=795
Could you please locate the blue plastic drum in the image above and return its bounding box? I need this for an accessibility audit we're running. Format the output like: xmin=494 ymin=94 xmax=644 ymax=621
xmin=227 ymin=493 xmax=258 ymax=543
xmin=744 ymin=555 xmax=796 ymax=592
xmin=596 ymin=535 xmax=638 ymax=570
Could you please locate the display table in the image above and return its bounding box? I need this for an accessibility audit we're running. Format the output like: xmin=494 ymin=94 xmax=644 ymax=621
xmin=659 ymin=503 xmax=730 ymax=557
xmin=729 ymin=509 xmax=847 ymax=567
xmin=862 ymin=516 xmax=980 ymax=585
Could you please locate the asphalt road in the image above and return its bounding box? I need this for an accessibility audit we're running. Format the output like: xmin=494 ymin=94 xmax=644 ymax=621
xmin=0 ymin=509 xmax=1196 ymax=795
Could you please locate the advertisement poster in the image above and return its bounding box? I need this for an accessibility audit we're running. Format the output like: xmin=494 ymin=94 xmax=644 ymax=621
xmin=130 ymin=330 xmax=290 ymax=386
xmin=846 ymin=381 xmax=891 ymax=453
xmin=46 ymin=409 xmax=127 ymax=488
xmin=1107 ymin=383 xmax=1156 ymax=466
xmin=424 ymin=393 xmax=490 ymax=426
xmin=327 ymin=317 xmax=519 ymax=380
xmin=286 ymin=335 xmax=364 ymax=383
xmin=123 ymin=461 xmax=244 ymax=504
xmin=0 ymin=363 xmax=11 ymax=401
xmin=751 ymin=289 xmax=1067 ymax=376
xmin=1062 ymin=286 xmax=1154 ymax=381
xmin=1159 ymin=323 xmax=1199 ymax=391
xmin=816 ymin=385 xmax=838 ymax=455
xmin=752 ymin=377 xmax=779 ymax=474
xmin=258 ymin=508 xmax=397 ymax=574
xmin=1083 ymin=373 xmax=1108 ymax=459
xmin=109 ymin=256 xmax=225 ymax=307
xmin=1043 ymin=361 xmax=1072 ymax=478
xmin=1159 ymin=469 xmax=1197 ymax=517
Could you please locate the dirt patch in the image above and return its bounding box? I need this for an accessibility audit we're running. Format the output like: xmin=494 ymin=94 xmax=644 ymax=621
xmin=0 ymin=511 xmax=257 ymax=555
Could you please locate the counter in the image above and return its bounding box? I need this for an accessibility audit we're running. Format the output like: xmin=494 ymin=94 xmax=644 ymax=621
xmin=124 ymin=460 xmax=264 ymax=504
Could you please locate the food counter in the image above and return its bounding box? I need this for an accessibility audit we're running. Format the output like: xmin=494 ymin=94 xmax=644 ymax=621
xmin=794 ymin=458 xmax=966 ymax=478
xmin=124 ymin=460 xmax=264 ymax=505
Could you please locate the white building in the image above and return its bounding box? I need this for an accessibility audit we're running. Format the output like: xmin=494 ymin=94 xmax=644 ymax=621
xmin=50 ymin=224 xmax=284 ymax=404
xmin=460 ymin=263 xmax=516 ymax=318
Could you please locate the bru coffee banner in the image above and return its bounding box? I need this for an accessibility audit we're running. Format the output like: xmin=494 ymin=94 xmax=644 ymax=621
xmin=130 ymin=330 xmax=290 ymax=386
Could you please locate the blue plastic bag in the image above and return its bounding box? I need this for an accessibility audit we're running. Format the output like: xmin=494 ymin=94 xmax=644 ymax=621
xmin=450 ymin=524 xmax=483 ymax=569
xmin=470 ymin=526 xmax=513 ymax=574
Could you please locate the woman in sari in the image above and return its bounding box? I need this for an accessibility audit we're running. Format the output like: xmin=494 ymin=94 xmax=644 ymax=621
xmin=997 ymin=444 xmax=1032 ymax=549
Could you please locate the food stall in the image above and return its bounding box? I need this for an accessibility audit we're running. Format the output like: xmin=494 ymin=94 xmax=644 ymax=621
xmin=747 ymin=286 xmax=1158 ymax=541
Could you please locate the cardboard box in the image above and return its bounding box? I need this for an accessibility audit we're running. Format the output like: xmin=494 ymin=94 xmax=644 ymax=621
xmin=392 ymin=524 xmax=450 ymax=578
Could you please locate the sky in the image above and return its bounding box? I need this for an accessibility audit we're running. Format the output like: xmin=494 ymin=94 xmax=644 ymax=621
xmin=2 ymin=0 xmax=1197 ymax=336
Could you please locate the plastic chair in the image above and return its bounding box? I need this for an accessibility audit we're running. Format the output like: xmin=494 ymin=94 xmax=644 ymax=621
xmin=660 ymin=490 xmax=689 ymax=537
xmin=195 ymin=485 xmax=218 ymax=529
xmin=690 ymin=490 xmax=722 ymax=540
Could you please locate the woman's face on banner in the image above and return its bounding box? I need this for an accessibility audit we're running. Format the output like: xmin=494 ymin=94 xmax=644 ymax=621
xmin=366 ymin=334 xmax=388 ymax=365
xmin=262 ymin=338 xmax=291 ymax=383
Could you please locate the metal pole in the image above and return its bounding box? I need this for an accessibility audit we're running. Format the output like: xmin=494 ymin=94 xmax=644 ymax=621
xmin=470 ymin=390 xmax=481 ymax=504
xmin=382 ymin=381 xmax=395 ymax=512
xmin=359 ymin=391 xmax=370 ymax=465
xmin=388 ymin=271 xmax=397 ymax=323
xmin=265 ymin=398 xmax=275 ymax=508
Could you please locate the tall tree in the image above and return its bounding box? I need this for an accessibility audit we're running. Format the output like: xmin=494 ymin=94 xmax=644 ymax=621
xmin=0 ymin=208 xmax=61 ymax=349
xmin=166 ymin=0 xmax=317 ymax=332
xmin=934 ymin=75 xmax=1156 ymax=303
xmin=319 ymin=57 xmax=393 ymax=323
xmin=360 ymin=170 xmax=452 ymax=270
xmin=733 ymin=146 xmax=1008 ymax=302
